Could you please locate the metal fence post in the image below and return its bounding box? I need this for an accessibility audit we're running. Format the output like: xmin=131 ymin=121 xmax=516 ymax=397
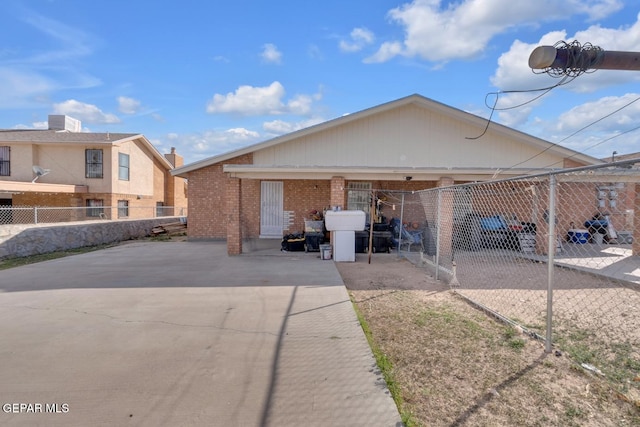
xmin=435 ymin=189 xmax=442 ymax=281
xmin=397 ymin=193 xmax=405 ymax=256
xmin=34 ymin=206 xmax=38 ymax=224
xmin=545 ymin=175 xmax=557 ymax=353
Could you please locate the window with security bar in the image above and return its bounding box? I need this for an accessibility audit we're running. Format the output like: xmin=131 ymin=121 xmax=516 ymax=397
xmin=347 ymin=182 xmax=371 ymax=212
xmin=0 ymin=146 xmax=10 ymax=176
xmin=86 ymin=149 xmax=103 ymax=178
xmin=86 ymin=199 xmax=104 ymax=217
xmin=117 ymin=200 xmax=129 ymax=218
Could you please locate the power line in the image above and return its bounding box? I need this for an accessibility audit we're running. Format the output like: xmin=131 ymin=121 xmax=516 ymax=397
xmin=532 ymin=123 xmax=640 ymax=171
xmin=466 ymin=75 xmax=574 ymax=140
xmin=508 ymin=94 xmax=640 ymax=173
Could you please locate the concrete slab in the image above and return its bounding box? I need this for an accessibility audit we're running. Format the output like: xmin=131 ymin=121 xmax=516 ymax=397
xmin=0 ymin=241 xmax=401 ymax=426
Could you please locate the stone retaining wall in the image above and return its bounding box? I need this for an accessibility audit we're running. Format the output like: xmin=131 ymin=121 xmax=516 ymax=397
xmin=0 ymin=217 xmax=185 ymax=259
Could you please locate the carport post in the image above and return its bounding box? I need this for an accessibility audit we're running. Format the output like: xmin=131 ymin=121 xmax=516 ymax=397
xmin=545 ymin=175 xmax=557 ymax=354
xmin=227 ymin=176 xmax=242 ymax=255
xmin=397 ymin=193 xmax=405 ymax=257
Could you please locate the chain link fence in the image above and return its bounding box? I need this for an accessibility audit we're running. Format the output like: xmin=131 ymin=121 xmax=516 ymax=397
xmin=0 ymin=206 xmax=187 ymax=225
xmin=385 ymin=159 xmax=639 ymax=400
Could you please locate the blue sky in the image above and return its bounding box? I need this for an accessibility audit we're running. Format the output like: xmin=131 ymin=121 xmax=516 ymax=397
xmin=1 ymin=0 xmax=639 ymax=165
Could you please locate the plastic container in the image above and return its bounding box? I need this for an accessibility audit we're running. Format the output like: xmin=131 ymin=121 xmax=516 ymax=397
xmin=592 ymin=233 xmax=604 ymax=244
xmin=617 ymin=231 xmax=633 ymax=244
xmin=319 ymin=244 xmax=332 ymax=260
xmin=568 ymin=229 xmax=589 ymax=244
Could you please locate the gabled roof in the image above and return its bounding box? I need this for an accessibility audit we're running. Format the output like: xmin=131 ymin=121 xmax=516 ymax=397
xmin=172 ymin=94 xmax=604 ymax=177
xmin=0 ymin=129 xmax=174 ymax=170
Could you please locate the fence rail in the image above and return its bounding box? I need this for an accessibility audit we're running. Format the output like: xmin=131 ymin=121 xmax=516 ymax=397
xmin=380 ymin=159 xmax=639 ymax=400
xmin=0 ymin=206 xmax=187 ymax=225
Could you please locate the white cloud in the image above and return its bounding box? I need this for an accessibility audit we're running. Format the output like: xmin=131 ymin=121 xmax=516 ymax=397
xmin=53 ymin=99 xmax=120 ymax=124
xmin=163 ymin=117 xmax=326 ymax=163
xmin=165 ymin=128 xmax=263 ymax=160
xmin=207 ymin=82 xmax=286 ymax=115
xmin=287 ymin=94 xmax=314 ymax=115
xmin=366 ymin=0 xmax=623 ymax=64
xmin=263 ymin=117 xmax=324 ymax=135
xmin=261 ymin=43 xmax=282 ymax=64
xmin=117 ymin=96 xmax=141 ymax=114
xmin=513 ymin=93 xmax=640 ymax=157
xmin=554 ymin=93 xmax=640 ymax=134
xmin=339 ymin=27 xmax=375 ymax=53
xmin=206 ymin=82 xmax=323 ymax=117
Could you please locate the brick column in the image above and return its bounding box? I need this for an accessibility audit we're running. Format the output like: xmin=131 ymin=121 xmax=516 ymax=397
xmin=330 ymin=176 xmax=346 ymax=210
xmin=633 ymin=183 xmax=639 ymax=256
xmin=227 ymin=177 xmax=242 ymax=255
xmin=437 ymin=177 xmax=454 ymax=261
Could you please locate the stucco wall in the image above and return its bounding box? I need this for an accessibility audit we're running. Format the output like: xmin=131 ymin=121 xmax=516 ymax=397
xmin=0 ymin=217 xmax=183 ymax=259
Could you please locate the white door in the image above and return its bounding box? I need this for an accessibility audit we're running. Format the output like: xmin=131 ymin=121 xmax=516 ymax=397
xmin=260 ymin=181 xmax=284 ymax=238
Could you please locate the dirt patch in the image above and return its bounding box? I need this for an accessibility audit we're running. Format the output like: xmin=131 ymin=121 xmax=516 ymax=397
xmin=337 ymin=254 xmax=640 ymax=427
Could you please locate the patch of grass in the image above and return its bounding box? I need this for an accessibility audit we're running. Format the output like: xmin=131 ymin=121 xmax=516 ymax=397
xmin=555 ymin=325 xmax=640 ymax=397
xmin=564 ymin=343 xmax=596 ymax=365
xmin=503 ymin=327 xmax=526 ymax=351
xmin=351 ymin=299 xmax=419 ymax=427
xmin=564 ymin=404 xmax=584 ymax=420
xmin=0 ymin=244 xmax=115 ymax=271
xmin=414 ymin=306 xmax=456 ymax=326
xmin=507 ymin=338 xmax=526 ymax=350
xmin=607 ymin=342 xmax=640 ymax=392
xmin=414 ymin=306 xmax=484 ymax=339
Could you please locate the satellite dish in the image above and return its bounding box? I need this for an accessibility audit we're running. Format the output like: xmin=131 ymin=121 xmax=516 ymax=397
xmin=32 ymin=165 xmax=51 ymax=183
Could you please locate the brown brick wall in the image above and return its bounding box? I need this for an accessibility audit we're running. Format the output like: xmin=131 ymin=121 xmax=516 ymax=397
xmin=13 ymin=193 xmax=83 ymax=207
xmin=330 ymin=176 xmax=345 ymax=210
xmin=188 ymin=170 xmax=445 ymax=240
xmin=284 ymin=180 xmax=331 ymax=234
xmin=227 ymin=177 xmax=242 ymax=254
xmin=241 ymin=179 xmax=261 ymax=238
xmin=186 ymin=153 xmax=253 ymax=239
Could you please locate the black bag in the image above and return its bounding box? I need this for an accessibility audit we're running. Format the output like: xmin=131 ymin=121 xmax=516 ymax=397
xmin=281 ymin=234 xmax=306 ymax=251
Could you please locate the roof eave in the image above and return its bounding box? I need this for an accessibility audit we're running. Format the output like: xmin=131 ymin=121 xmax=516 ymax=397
xmin=172 ymin=93 xmax=605 ymax=175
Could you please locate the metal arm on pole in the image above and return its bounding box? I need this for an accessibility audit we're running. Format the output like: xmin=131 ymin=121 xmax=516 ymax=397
xmin=529 ymin=40 xmax=640 ymax=76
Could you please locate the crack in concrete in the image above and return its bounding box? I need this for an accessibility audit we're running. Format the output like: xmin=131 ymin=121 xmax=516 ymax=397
xmin=3 ymin=304 xmax=279 ymax=336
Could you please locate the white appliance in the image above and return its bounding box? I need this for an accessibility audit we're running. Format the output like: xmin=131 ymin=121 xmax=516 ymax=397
xmin=324 ymin=210 xmax=366 ymax=262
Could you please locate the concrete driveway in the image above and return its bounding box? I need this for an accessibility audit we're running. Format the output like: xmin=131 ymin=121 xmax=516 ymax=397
xmin=0 ymin=241 xmax=401 ymax=427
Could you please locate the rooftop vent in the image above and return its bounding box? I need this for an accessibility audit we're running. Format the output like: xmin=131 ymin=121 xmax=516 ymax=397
xmin=48 ymin=115 xmax=81 ymax=132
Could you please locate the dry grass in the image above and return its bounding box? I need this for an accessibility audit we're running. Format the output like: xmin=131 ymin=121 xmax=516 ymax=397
xmin=337 ymin=254 xmax=640 ymax=427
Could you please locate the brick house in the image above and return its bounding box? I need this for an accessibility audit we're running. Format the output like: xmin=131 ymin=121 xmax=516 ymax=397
xmin=172 ymin=94 xmax=608 ymax=255
xmin=0 ymin=115 xmax=187 ymax=222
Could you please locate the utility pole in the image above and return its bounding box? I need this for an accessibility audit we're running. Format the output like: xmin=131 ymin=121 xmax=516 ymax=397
xmin=529 ymin=40 xmax=640 ymax=76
